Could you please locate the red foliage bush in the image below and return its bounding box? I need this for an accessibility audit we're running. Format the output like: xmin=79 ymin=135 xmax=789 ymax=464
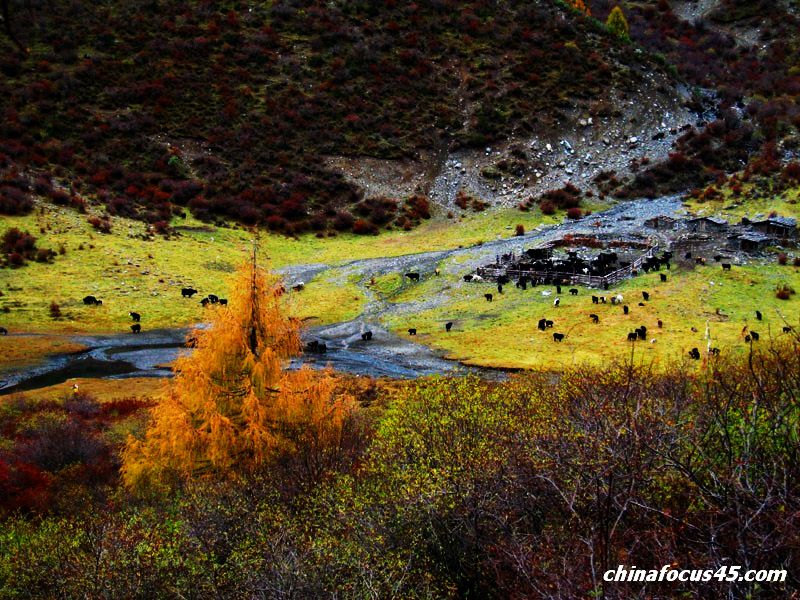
xmin=566 ymin=207 xmax=583 ymax=219
xmin=540 ymin=185 xmax=582 ymax=209
xmin=0 ymin=184 xmax=34 ymax=215
xmin=352 ymin=218 xmax=378 ymax=235
xmin=87 ymin=216 xmax=112 ymax=234
xmin=403 ymin=195 xmax=431 ymax=220
xmin=540 ymin=200 xmax=556 ymax=215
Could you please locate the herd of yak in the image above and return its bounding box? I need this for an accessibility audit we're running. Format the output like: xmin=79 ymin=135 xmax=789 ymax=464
xmin=392 ymin=248 xmax=794 ymax=361
xmin=0 ymin=248 xmax=793 ymax=363
xmin=77 ymin=287 xmax=228 ymax=335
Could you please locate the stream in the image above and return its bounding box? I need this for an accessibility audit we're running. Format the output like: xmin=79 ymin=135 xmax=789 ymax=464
xmin=0 ymin=325 xmax=485 ymax=395
xmin=0 ymin=197 xmax=685 ymax=395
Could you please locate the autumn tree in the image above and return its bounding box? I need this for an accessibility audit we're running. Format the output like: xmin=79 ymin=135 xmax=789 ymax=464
xmin=606 ymin=6 xmax=630 ymax=41
xmin=121 ymin=253 xmax=356 ymax=491
xmin=566 ymin=0 xmax=591 ymax=17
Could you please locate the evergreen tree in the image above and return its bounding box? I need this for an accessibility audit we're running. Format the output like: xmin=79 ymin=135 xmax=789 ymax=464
xmin=606 ymin=6 xmax=630 ymax=41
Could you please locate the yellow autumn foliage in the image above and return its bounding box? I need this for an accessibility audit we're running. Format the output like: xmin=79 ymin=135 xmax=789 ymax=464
xmin=121 ymin=259 xmax=355 ymax=490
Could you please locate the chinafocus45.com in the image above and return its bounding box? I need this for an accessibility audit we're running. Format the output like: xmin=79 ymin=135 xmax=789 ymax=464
xmin=604 ymin=564 xmax=786 ymax=584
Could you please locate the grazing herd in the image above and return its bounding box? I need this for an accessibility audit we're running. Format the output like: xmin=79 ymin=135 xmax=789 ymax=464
xmin=1 ymin=253 xmax=796 ymax=366
xmin=75 ymin=284 xmax=232 ymax=336
xmin=343 ymin=258 xmax=794 ymax=360
xmin=386 ymin=250 xmax=796 ymax=362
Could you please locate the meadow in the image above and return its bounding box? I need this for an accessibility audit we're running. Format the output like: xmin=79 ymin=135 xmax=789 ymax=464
xmin=0 ymin=201 xmax=564 ymax=332
xmin=380 ymin=259 xmax=800 ymax=370
xmin=2 ymin=196 xmax=798 ymax=374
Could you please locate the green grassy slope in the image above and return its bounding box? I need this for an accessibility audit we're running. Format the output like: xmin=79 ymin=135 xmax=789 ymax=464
xmin=381 ymin=261 xmax=800 ymax=370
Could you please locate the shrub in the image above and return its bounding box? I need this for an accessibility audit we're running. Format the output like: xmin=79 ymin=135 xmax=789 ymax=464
xmin=540 ymin=200 xmax=556 ymax=215
xmin=332 ymin=211 xmax=354 ymax=231
xmin=778 ymin=253 xmax=788 ymax=265
xmin=403 ymin=195 xmax=431 ymax=220
xmin=566 ymin=207 xmax=583 ymax=219
xmin=794 ymin=256 xmax=800 ymax=267
xmin=0 ymin=184 xmax=34 ymax=215
xmin=515 ymin=224 xmax=525 ymax=236
xmin=18 ymin=415 xmax=106 ymax=473
xmin=540 ymin=185 xmax=581 ymax=209
xmin=471 ymin=198 xmax=489 ymax=212
xmin=49 ymin=301 xmax=62 ymax=319
xmin=352 ymin=219 xmax=378 ymax=235
xmin=35 ymin=248 xmax=55 ymax=263
xmin=87 ymin=216 xmax=112 ymax=233
xmin=2 ymin=227 xmax=41 ymax=265
xmin=775 ymin=283 xmax=795 ymax=300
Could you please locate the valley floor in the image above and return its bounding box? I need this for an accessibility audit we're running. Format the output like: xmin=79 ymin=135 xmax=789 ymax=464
xmin=1 ymin=195 xmax=799 ymax=384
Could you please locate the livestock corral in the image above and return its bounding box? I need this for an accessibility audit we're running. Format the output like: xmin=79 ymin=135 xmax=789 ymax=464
xmin=475 ymin=235 xmax=667 ymax=289
xmin=474 ymin=212 xmax=798 ymax=291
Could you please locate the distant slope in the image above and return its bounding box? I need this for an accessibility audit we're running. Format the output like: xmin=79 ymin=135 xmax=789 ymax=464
xmin=0 ymin=0 xmax=681 ymax=233
xmin=587 ymin=0 xmax=800 ymax=198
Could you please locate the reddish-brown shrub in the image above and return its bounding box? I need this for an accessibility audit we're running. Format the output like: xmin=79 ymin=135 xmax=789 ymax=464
xmin=87 ymin=216 xmax=112 ymax=233
xmin=352 ymin=218 xmax=378 ymax=235
xmin=775 ymin=283 xmax=795 ymax=300
xmin=404 ymin=195 xmax=431 ymax=220
xmin=0 ymin=184 xmax=34 ymax=215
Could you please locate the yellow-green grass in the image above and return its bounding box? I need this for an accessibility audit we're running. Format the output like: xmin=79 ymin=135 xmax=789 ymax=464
xmin=0 ymin=201 xmax=576 ymax=333
xmin=370 ymin=272 xmax=405 ymax=300
xmin=263 ymin=202 xmax=605 ymax=267
xmin=683 ymin=185 xmax=800 ymax=222
xmin=0 ymin=335 xmax=87 ymax=372
xmin=0 ymin=207 xmax=255 ymax=332
xmin=294 ymin=272 xmax=366 ymax=325
xmin=3 ymin=376 xmax=168 ymax=404
xmin=381 ymin=263 xmax=800 ymax=370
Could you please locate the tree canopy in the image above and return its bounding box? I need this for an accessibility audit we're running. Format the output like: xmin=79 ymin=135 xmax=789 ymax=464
xmin=606 ymin=6 xmax=630 ymax=41
xmin=121 ymin=258 xmax=355 ymax=490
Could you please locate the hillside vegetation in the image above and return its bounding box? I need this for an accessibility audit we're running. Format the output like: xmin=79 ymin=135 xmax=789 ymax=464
xmin=1 ymin=341 xmax=799 ymax=597
xmin=0 ymin=0 xmax=673 ymax=234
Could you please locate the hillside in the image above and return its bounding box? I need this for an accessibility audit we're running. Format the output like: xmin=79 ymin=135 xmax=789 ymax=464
xmin=0 ymin=0 xmax=684 ymax=234
xmin=587 ymin=0 xmax=800 ymax=198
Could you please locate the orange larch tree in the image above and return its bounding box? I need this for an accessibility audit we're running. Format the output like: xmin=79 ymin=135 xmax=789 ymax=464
xmin=121 ymin=252 xmax=355 ymax=491
xmin=566 ymin=0 xmax=591 ymax=17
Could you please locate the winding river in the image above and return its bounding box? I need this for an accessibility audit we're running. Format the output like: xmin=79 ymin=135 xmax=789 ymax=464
xmin=0 ymin=197 xmax=684 ymax=395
